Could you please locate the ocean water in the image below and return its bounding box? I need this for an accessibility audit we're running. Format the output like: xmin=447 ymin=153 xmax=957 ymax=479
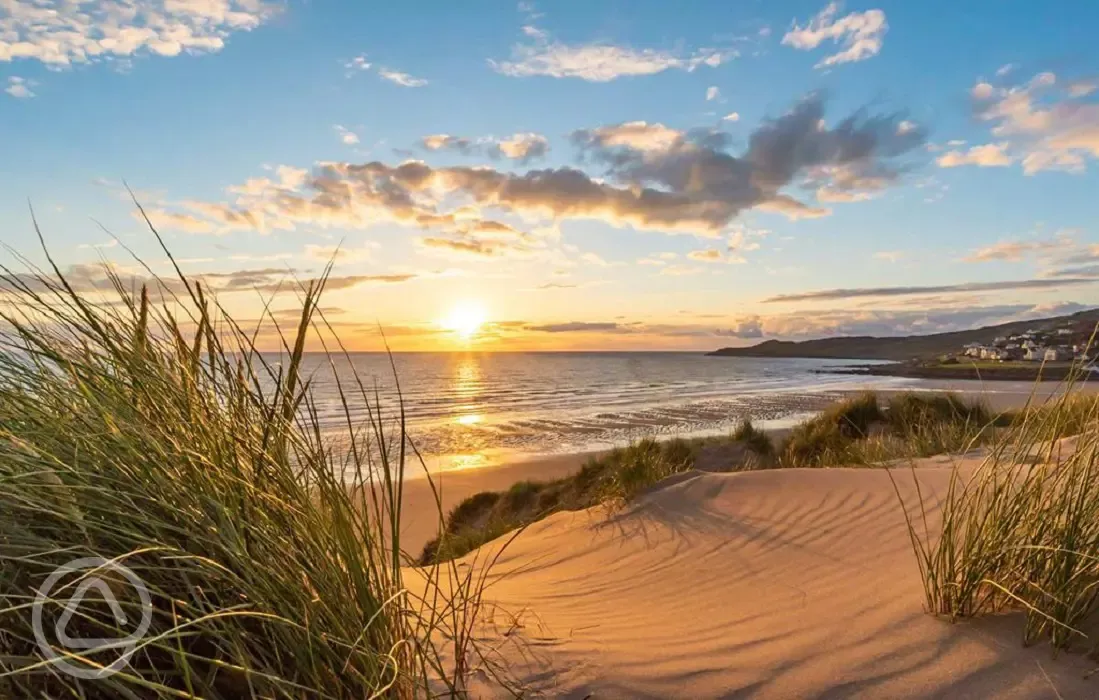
xmin=285 ymin=352 xmax=915 ymax=473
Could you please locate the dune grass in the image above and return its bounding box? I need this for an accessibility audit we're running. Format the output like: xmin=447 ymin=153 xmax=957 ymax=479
xmin=895 ymin=376 xmax=1099 ymax=656
xmin=0 ymin=228 xmax=479 ymax=696
xmin=421 ymin=392 xmax=1011 ymax=566
xmin=781 ymin=391 xmax=998 ymax=467
xmin=419 ymin=438 xmax=699 ymax=565
xmin=731 ymin=418 xmax=775 ymax=460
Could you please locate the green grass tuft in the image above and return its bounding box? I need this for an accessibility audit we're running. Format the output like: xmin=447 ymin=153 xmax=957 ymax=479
xmin=732 ymin=418 xmax=775 ymax=458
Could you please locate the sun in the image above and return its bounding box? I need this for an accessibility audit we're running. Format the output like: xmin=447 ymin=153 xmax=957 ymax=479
xmin=440 ymin=300 xmax=487 ymax=340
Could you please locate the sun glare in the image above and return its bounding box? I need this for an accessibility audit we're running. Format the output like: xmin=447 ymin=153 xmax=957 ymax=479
xmin=441 ymin=301 xmax=487 ymax=340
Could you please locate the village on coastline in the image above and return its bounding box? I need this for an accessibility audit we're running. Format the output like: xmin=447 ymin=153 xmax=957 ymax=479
xmin=955 ymin=325 xmax=1091 ymax=364
xmin=958 ymin=325 xmax=1085 ymax=362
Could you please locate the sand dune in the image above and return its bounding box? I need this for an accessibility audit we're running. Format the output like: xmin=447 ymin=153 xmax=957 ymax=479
xmin=443 ymin=460 xmax=1097 ymax=698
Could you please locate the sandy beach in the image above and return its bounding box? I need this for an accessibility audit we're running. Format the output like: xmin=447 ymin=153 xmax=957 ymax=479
xmin=443 ymin=460 xmax=1097 ymax=698
xmin=400 ymin=380 xmax=1099 ymax=555
xmin=398 ymin=383 xmax=1099 ymax=697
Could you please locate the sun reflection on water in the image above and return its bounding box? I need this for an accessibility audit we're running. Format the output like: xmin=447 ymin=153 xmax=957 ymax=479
xmin=445 ymin=355 xmax=490 ymax=455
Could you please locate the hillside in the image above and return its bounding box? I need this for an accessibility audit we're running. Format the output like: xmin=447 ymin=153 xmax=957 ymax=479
xmin=708 ymin=308 xmax=1099 ymax=361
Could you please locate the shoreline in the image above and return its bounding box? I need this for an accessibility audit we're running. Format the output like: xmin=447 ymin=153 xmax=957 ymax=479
xmin=398 ymin=379 xmax=1099 ymax=554
xmin=822 ymin=362 xmax=1093 ymax=382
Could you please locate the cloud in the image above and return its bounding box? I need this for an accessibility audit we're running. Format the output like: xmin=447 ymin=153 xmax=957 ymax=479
xmin=4 ymin=76 xmax=33 ymax=98
xmin=490 ymin=21 xmax=734 ymax=81
xmin=495 ymin=132 xmax=550 ymax=162
xmin=1068 ymin=81 xmax=1098 ymax=98
xmin=174 ymin=94 xmax=924 ymax=240
xmin=970 ymin=70 xmax=1099 ymax=174
xmin=571 ymin=121 xmax=684 ymax=152
xmin=0 ymin=0 xmax=278 ymax=67
xmin=936 ymin=142 xmax=1013 ymax=168
xmin=764 ymin=277 xmax=1099 ymax=303
xmin=716 ymin=316 xmax=763 ymax=338
xmin=303 ymin=243 xmax=375 ymax=264
xmin=874 ymin=250 xmax=904 ymax=263
xmin=722 ymin=112 xmax=740 ymax=122
xmin=422 ymin=132 xmax=549 ymax=163
xmin=344 ymin=54 xmax=371 ymax=76
xmin=963 ymin=234 xmax=1075 ymax=263
xmin=378 ymin=68 xmax=427 ymax=87
xmin=706 ymin=86 xmax=720 ymax=101
xmin=422 ymin=134 xmax=473 ymax=153
xmin=0 ymin=263 xmax=417 ymax=303
xmin=418 ymin=236 xmax=536 ymax=259
xmin=782 ymin=2 xmax=888 ymax=67
xmin=139 ymin=207 xmax=217 ymax=234
xmin=334 ymin=125 xmax=360 ymax=145
xmin=687 ymin=248 xmax=744 ymax=264
xmin=525 ymin=321 xmax=621 ymax=333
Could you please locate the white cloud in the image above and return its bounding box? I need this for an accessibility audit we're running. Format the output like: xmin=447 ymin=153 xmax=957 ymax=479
xmin=971 ymin=81 xmax=997 ymax=100
xmin=782 ymin=2 xmax=888 ymax=67
xmin=571 ymin=121 xmax=683 ymax=151
xmin=970 ymin=71 xmax=1099 ymax=175
xmin=1068 ymin=81 xmax=1098 ymax=98
xmin=334 ymin=125 xmax=360 ymax=145
xmin=995 ymin=63 xmax=1015 ymax=78
xmin=378 ymin=68 xmax=428 ymax=87
xmin=706 ymin=86 xmax=720 ymax=101
xmin=344 ymin=54 xmax=371 ymax=76
xmin=963 ymin=233 xmax=1076 ymax=263
xmin=936 ymin=142 xmax=1013 ymax=168
xmin=490 ymin=22 xmax=734 ymax=82
xmin=0 ymin=0 xmax=279 ymax=67
xmin=420 ymin=131 xmax=549 ymax=163
xmin=4 ymin=76 xmax=33 ymax=98
xmin=495 ymin=132 xmax=550 ymax=161
xmin=873 ymin=250 xmax=903 ymax=263
xmin=687 ymin=248 xmax=744 ymax=264
xmin=722 ymin=112 xmax=740 ymax=122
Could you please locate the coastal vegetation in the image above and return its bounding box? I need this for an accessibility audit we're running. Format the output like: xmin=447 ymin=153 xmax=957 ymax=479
xmin=0 ymin=241 xmax=480 ymax=697
xmin=419 ymin=390 xmax=1006 ymax=565
xmin=898 ymin=385 xmax=1099 ymax=654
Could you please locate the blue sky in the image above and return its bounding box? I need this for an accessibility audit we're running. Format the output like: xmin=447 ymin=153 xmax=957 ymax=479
xmin=2 ymin=1 xmax=1098 ymax=350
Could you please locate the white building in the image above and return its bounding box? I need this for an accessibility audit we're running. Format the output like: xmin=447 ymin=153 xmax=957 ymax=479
xmin=1045 ymin=347 xmax=1070 ymax=362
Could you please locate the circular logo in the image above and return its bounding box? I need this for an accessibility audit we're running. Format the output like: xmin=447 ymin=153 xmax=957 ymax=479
xmin=31 ymin=557 xmax=153 ymax=680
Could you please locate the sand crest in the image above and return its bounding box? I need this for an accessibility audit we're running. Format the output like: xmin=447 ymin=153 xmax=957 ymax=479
xmin=436 ymin=461 xmax=1096 ymax=698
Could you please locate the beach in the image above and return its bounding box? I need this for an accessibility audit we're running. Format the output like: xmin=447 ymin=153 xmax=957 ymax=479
xmin=439 ymin=462 xmax=1097 ymax=698
xmin=400 ymin=384 xmax=1099 ymax=697
xmin=399 ymin=378 xmax=1099 ymax=555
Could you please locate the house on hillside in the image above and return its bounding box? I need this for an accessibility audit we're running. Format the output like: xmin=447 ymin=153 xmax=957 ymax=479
xmin=1025 ymin=347 xmax=1047 ymax=361
xmin=1045 ymin=346 xmax=1071 ymax=362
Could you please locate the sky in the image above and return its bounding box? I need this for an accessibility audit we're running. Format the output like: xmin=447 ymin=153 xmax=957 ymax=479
xmin=2 ymin=0 xmax=1099 ymax=351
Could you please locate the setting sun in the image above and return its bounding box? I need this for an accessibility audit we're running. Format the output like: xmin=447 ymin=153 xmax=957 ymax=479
xmin=440 ymin=301 xmax=487 ymax=340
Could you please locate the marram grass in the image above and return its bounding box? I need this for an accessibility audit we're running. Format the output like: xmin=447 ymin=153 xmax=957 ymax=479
xmin=894 ymin=373 xmax=1099 ymax=656
xmin=0 ymin=222 xmax=482 ymax=697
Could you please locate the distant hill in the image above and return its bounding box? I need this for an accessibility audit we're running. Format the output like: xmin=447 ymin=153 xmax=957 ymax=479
xmin=708 ymin=309 xmax=1099 ymax=361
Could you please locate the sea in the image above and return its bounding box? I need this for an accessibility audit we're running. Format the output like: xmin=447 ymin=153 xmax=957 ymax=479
xmin=287 ymin=352 xmax=918 ymax=474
